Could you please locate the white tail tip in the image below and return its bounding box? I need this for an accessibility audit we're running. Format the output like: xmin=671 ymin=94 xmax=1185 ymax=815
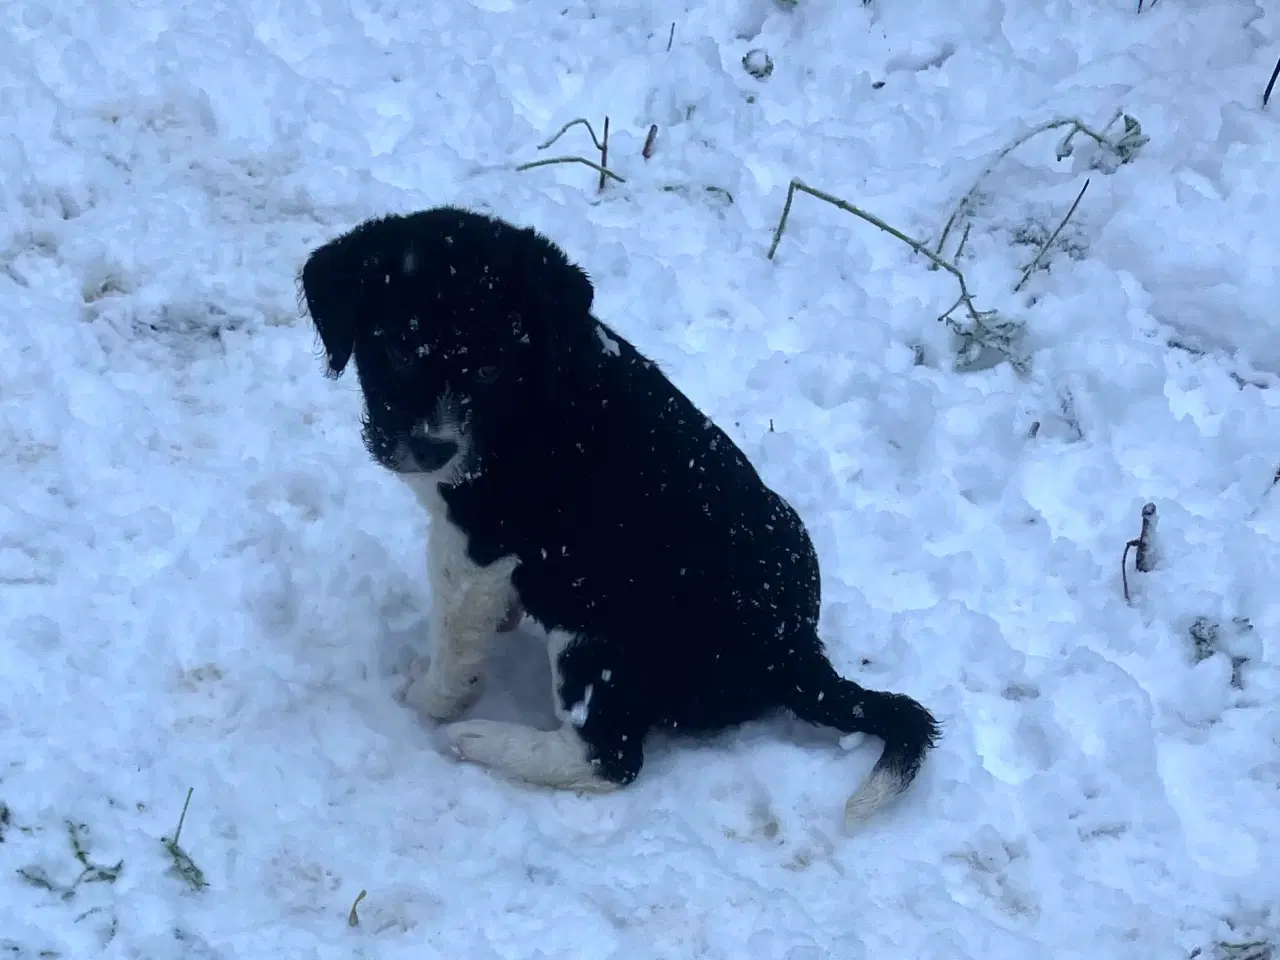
xmin=844 ymin=765 xmax=908 ymax=829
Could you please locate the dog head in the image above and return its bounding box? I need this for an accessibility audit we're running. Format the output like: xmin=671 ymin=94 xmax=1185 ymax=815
xmin=299 ymin=206 xmax=595 ymax=480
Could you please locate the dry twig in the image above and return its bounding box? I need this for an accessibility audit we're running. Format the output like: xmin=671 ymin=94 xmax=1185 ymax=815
xmin=518 ymin=117 xmax=624 ymax=186
xmin=767 ymin=179 xmax=1022 ymax=369
xmin=515 ymin=156 xmax=624 ymax=183
xmin=598 ymin=116 xmax=611 ymax=193
xmin=162 ymin=787 xmax=207 ymax=891
xmin=1264 ymin=57 xmax=1280 ymax=108
xmin=348 ymin=889 xmax=368 ymax=927
xmin=1013 ymin=178 xmax=1091 ymax=292
xmin=642 ymin=124 xmax=658 ymax=160
xmin=934 ymin=111 xmax=1146 ymax=262
xmin=1121 ymin=502 xmax=1158 ymax=602
xmin=536 ymin=118 xmax=603 ymax=153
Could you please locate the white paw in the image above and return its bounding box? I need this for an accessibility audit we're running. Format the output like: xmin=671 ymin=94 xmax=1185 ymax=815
xmin=399 ymin=664 xmax=484 ymax=722
xmin=393 ymin=654 xmax=429 ymax=706
xmin=443 ymin=719 xmax=505 ymax=764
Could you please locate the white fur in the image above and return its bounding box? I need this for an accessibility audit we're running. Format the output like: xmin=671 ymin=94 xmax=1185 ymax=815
xmin=844 ymin=766 xmax=908 ymax=828
xmin=393 ymin=419 xmax=616 ymax=791
xmin=444 ymin=629 xmax=615 ymax=792
xmin=398 ymin=473 xmax=518 ymax=720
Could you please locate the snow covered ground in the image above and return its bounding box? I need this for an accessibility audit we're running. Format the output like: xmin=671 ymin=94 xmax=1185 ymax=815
xmin=2 ymin=0 xmax=1278 ymax=957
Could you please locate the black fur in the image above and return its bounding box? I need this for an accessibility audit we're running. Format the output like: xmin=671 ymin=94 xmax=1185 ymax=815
xmin=300 ymin=206 xmax=940 ymax=817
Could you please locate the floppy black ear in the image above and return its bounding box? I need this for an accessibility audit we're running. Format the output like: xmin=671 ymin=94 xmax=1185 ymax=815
xmin=298 ymin=231 xmax=365 ymax=378
xmin=535 ymin=242 xmax=594 ymax=320
xmin=520 ymin=231 xmax=596 ymax=376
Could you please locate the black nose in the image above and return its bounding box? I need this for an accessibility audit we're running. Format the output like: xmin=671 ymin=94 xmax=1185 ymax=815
xmin=406 ymin=434 xmax=459 ymax=472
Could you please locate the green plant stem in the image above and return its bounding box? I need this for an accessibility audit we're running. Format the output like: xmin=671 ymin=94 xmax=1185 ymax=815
xmin=767 ymin=179 xmax=991 ymax=331
xmin=935 ymin=113 xmax=1122 ymax=259
xmin=515 ymin=156 xmax=626 ymax=184
xmin=536 ymin=118 xmax=602 ymax=152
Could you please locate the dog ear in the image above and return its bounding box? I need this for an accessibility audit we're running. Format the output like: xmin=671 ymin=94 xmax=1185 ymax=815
xmin=298 ymin=232 xmax=366 ymax=378
xmin=521 ymin=233 xmax=596 ymax=377
xmin=534 ymin=244 xmax=594 ymax=320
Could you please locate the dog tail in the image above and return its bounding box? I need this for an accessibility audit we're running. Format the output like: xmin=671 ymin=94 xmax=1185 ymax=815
xmin=786 ymin=654 xmax=940 ymax=828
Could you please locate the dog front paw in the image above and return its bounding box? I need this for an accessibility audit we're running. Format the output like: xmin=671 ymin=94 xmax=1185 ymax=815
xmin=393 ymin=654 xmax=429 ymax=706
xmin=400 ymin=666 xmax=484 ymax=721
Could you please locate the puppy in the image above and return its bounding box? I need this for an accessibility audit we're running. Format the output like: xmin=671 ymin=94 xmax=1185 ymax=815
xmin=299 ymin=206 xmax=940 ymax=827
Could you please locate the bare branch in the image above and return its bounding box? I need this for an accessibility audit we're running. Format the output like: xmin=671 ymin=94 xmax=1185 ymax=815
xmin=1121 ymin=502 xmax=1158 ymax=602
xmin=537 ymin=119 xmax=603 ymax=153
xmin=935 ymin=112 xmax=1145 ymax=262
xmin=598 ymin=116 xmax=611 ymax=193
xmin=768 ymin=179 xmax=999 ymax=335
xmin=348 ymin=889 xmax=368 ymax=927
xmin=1014 ymin=178 xmax=1090 ymax=292
xmin=642 ymin=124 xmax=658 ymax=160
xmin=515 ymin=156 xmax=626 ymax=184
xmin=1135 ymin=502 xmax=1158 ymax=573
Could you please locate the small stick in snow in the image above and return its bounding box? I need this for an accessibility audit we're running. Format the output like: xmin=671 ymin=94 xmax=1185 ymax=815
xmin=348 ymin=889 xmax=368 ymax=927
xmin=597 ymin=116 xmax=610 ymax=193
xmin=934 ymin=111 xmax=1146 ymax=262
xmin=1013 ymin=178 xmax=1090 ymax=293
xmin=642 ymin=124 xmax=658 ymax=160
xmin=514 ymin=156 xmax=624 ymax=185
xmin=521 ymin=117 xmax=623 ymax=187
xmin=161 ymin=786 xmax=208 ymax=891
xmin=666 ymin=22 xmax=675 ymax=52
xmin=1264 ymin=56 xmax=1280 ymax=107
xmin=536 ymin=118 xmax=603 ymax=153
xmin=1121 ymin=502 xmax=1158 ymax=603
xmin=767 ymin=178 xmax=1003 ymax=340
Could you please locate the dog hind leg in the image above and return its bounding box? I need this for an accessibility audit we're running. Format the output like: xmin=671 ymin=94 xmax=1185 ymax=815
xmin=444 ymin=629 xmax=642 ymax=792
xmin=444 ymin=721 xmax=618 ymax=792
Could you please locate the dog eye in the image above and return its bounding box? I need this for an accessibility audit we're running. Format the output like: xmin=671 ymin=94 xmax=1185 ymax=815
xmin=476 ymin=365 xmax=501 ymax=384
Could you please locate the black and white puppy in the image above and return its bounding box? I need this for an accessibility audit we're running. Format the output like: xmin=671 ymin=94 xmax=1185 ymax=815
xmin=299 ymin=206 xmax=940 ymax=827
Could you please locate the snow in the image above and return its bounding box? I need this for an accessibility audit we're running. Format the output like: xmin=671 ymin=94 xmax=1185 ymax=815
xmin=1 ymin=0 xmax=1278 ymax=957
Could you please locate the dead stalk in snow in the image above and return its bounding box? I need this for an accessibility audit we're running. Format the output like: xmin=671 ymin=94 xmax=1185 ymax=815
xmin=1013 ymin=178 xmax=1091 ymax=293
xmin=597 ymin=117 xmax=611 ymax=193
xmin=517 ymin=117 xmax=624 ymax=186
xmin=535 ymin=117 xmax=604 ymax=153
xmin=642 ymin=124 xmax=658 ymax=160
xmin=934 ymin=111 xmax=1146 ymax=262
xmin=1121 ymin=502 xmax=1158 ymax=603
xmin=348 ymin=889 xmax=368 ymax=927
xmin=768 ymin=180 xmax=986 ymax=323
xmin=1264 ymin=57 xmax=1280 ymax=107
xmin=161 ymin=786 xmax=207 ymax=891
xmin=767 ymin=179 xmax=1023 ymax=370
xmin=1196 ymin=939 xmax=1274 ymax=960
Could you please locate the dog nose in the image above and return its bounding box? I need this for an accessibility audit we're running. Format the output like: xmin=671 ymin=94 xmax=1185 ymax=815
xmin=406 ymin=434 xmax=459 ymax=472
